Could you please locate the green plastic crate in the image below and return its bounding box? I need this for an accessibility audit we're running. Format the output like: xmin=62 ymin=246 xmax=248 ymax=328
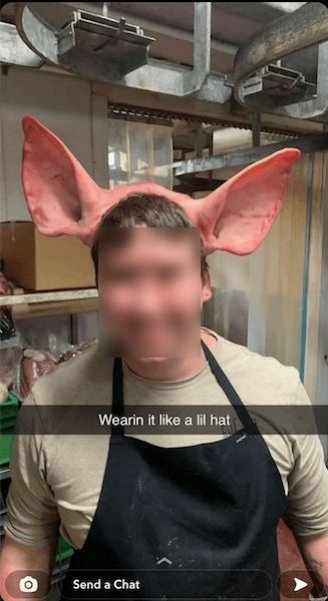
xmin=0 ymin=392 xmax=20 ymax=433
xmin=1 ymin=416 xmax=17 ymax=432
xmin=0 ymin=432 xmax=13 ymax=466
xmin=56 ymin=539 xmax=74 ymax=562
xmin=56 ymin=536 xmax=74 ymax=561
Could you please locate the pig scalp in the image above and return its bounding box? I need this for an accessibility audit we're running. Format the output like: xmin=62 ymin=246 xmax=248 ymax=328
xmin=21 ymin=115 xmax=301 ymax=255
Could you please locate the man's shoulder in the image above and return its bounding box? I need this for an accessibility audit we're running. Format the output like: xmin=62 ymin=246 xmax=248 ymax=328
xmin=30 ymin=339 xmax=114 ymax=406
xmin=209 ymin=329 xmax=302 ymax=403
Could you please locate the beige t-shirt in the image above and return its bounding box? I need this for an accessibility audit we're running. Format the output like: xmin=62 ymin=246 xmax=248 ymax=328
xmin=4 ymin=327 xmax=328 ymax=549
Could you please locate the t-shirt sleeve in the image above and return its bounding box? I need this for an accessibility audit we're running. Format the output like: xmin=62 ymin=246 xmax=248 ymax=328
xmin=3 ymin=391 xmax=60 ymax=547
xmin=284 ymin=380 xmax=328 ymax=537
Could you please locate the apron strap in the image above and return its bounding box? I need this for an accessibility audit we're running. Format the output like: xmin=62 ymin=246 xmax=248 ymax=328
xmin=201 ymin=339 xmax=257 ymax=434
xmin=111 ymin=340 xmax=257 ymax=436
xmin=112 ymin=357 xmax=125 ymax=437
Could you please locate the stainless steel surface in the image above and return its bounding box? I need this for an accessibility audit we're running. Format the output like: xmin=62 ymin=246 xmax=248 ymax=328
xmin=1 ymin=2 xmax=326 ymax=119
xmin=122 ymin=59 xmax=231 ymax=103
xmin=174 ymin=132 xmax=328 ymax=176
xmin=7 ymin=2 xmax=231 ymax=100
xmin=0 ymin=21 xmax=231 ymax=102
xmin=57 ymin=9 xmax=155 ymax=75
xmin=15 ymin=3 xmax=154 ymax=80
xmin=0 ymin=21 xmax=44 ymax=67
xmin=15 ymin=3 xmax=59 ymax=64
xmin=45 ymin=2 xmax=240 ymax=73
xmin=182 ymin=2 xmax=211 ymax=94
xmin=0 ymin=1 xmax=320 ymax=79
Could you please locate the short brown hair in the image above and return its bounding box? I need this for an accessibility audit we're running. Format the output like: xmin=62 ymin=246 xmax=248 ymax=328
xmin=91 ymin=193 xmax=209 ymax=285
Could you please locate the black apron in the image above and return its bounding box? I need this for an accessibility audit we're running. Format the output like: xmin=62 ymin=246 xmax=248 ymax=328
xmin=59 ymin=339 xmax=287 ymax=600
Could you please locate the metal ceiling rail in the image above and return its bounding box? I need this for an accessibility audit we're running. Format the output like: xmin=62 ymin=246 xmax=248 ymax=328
xmin=234 ymin=2 xmax=328 ymax=117
xmin=15 ymin=3 xmax=154 ymax=80
xmin=11 ymin=2 xmax=221 ymax=98
xmin=173 ymin=132 xmax=328 ymax=176
xmin=1 ymin=2 xmax=327 ymax=121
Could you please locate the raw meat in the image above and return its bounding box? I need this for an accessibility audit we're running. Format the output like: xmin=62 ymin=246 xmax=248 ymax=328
xmin=20 ymin=349 xmax=57 ymax=399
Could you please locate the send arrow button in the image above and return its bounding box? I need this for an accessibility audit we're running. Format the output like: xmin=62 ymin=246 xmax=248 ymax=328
xmin=279 ymin=571 xmax=313 ymax=598
xmin=294 ymin=578 xmax=308 ymax=592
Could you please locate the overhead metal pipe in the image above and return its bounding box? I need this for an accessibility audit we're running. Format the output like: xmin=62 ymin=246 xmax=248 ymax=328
xmin=235 ymin=2 xmax=328 ymax=87
xmin=234 ymin=2 xmax=328 ymax=110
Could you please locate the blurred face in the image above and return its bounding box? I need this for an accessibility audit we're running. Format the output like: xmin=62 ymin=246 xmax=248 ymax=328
xmin=97 ymin=227 xmax=212 ymax=358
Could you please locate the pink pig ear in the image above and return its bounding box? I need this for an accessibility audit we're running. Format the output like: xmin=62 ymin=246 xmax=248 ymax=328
xmin=21 ymin=116 xmax=108 ymax=241
xmin=196 ymin=148 xmax=301 ymax=255
xmin=21 ymin=115 xmax=301 ymax=256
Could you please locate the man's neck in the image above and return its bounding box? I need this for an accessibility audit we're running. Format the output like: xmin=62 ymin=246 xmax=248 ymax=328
xmin=123 ymin=329 xmax=218 ymax=382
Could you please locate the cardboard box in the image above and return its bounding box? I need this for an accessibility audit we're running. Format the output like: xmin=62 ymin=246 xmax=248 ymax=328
xmin=0 ymin=222 xmax=95 ymax=290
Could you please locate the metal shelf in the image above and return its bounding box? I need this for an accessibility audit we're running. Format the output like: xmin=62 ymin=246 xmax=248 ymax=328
xmin=0 ymin=289 xmax=98 ymax=307
xmin=0 ymin=466 xmax=10 ymax=481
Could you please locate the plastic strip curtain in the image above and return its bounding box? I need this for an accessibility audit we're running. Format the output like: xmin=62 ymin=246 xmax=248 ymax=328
xmin=108 ymin=119 xmax=173 ymax=189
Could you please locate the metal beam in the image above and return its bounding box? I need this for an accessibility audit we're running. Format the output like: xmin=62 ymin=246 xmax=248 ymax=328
xmin=251 ymin=111 xmax=261 ymax=147
xmin=9 ymin=2 xmax=230 ymax=100
xmin=94 ymin=80 xmax=324 ymax=135
xmin=173 ymin=133 xmax=328 ymax=176
xmin=0 ymin=21 xmax=44 ymax=67
xmin=121 ymin=59 xmax=230 ymax=104
xmin=174 ymin=176 xmax=224 ymax=193
xmin=182 ymin=2 xmax=211 ymax=95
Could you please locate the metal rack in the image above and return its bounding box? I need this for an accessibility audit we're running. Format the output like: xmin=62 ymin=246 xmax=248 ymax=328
xmin=0 ymin=289 xmax=98 ymax=306
xmin=1 ymin=2 xmax=328 ymax=121
xmin=0 ymin=291 xmax=98 ymax=592
xmin=0 ymin=289 xmax=99 ymax=320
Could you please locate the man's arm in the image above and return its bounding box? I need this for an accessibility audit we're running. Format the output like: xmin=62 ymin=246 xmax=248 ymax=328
xmin=282 ymin=379 xmax=328 ymax=598
xmin=297 ymin=531 xmax=328 ymax=597
xmin=1 ymin=390 xmax=61 ymax=599
xmin=0 ymin=535 xmax=57 ymax=601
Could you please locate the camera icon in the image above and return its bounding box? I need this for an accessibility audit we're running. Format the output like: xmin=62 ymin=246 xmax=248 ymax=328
xmin=19 ymin=576 xmax=39 ymax=593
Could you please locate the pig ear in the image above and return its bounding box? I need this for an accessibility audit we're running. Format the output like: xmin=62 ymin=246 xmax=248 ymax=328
xmin=197 ymin=148 xmax=301 ymax=255
xmin=21 ymin=116 xmax=104 ymax=241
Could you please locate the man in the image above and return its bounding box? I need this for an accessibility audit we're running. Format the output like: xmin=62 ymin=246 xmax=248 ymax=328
xmin=0 ymin=117 xmax=327 ymax=600
xmin=1 ymin=193 xmax=328 ymax=601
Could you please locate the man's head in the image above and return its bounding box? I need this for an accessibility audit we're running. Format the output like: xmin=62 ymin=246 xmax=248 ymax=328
xmin=20 ymin=117 xmax=302 ymax=354
xmin=91 ymin=193 xmax=212 ymax=358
